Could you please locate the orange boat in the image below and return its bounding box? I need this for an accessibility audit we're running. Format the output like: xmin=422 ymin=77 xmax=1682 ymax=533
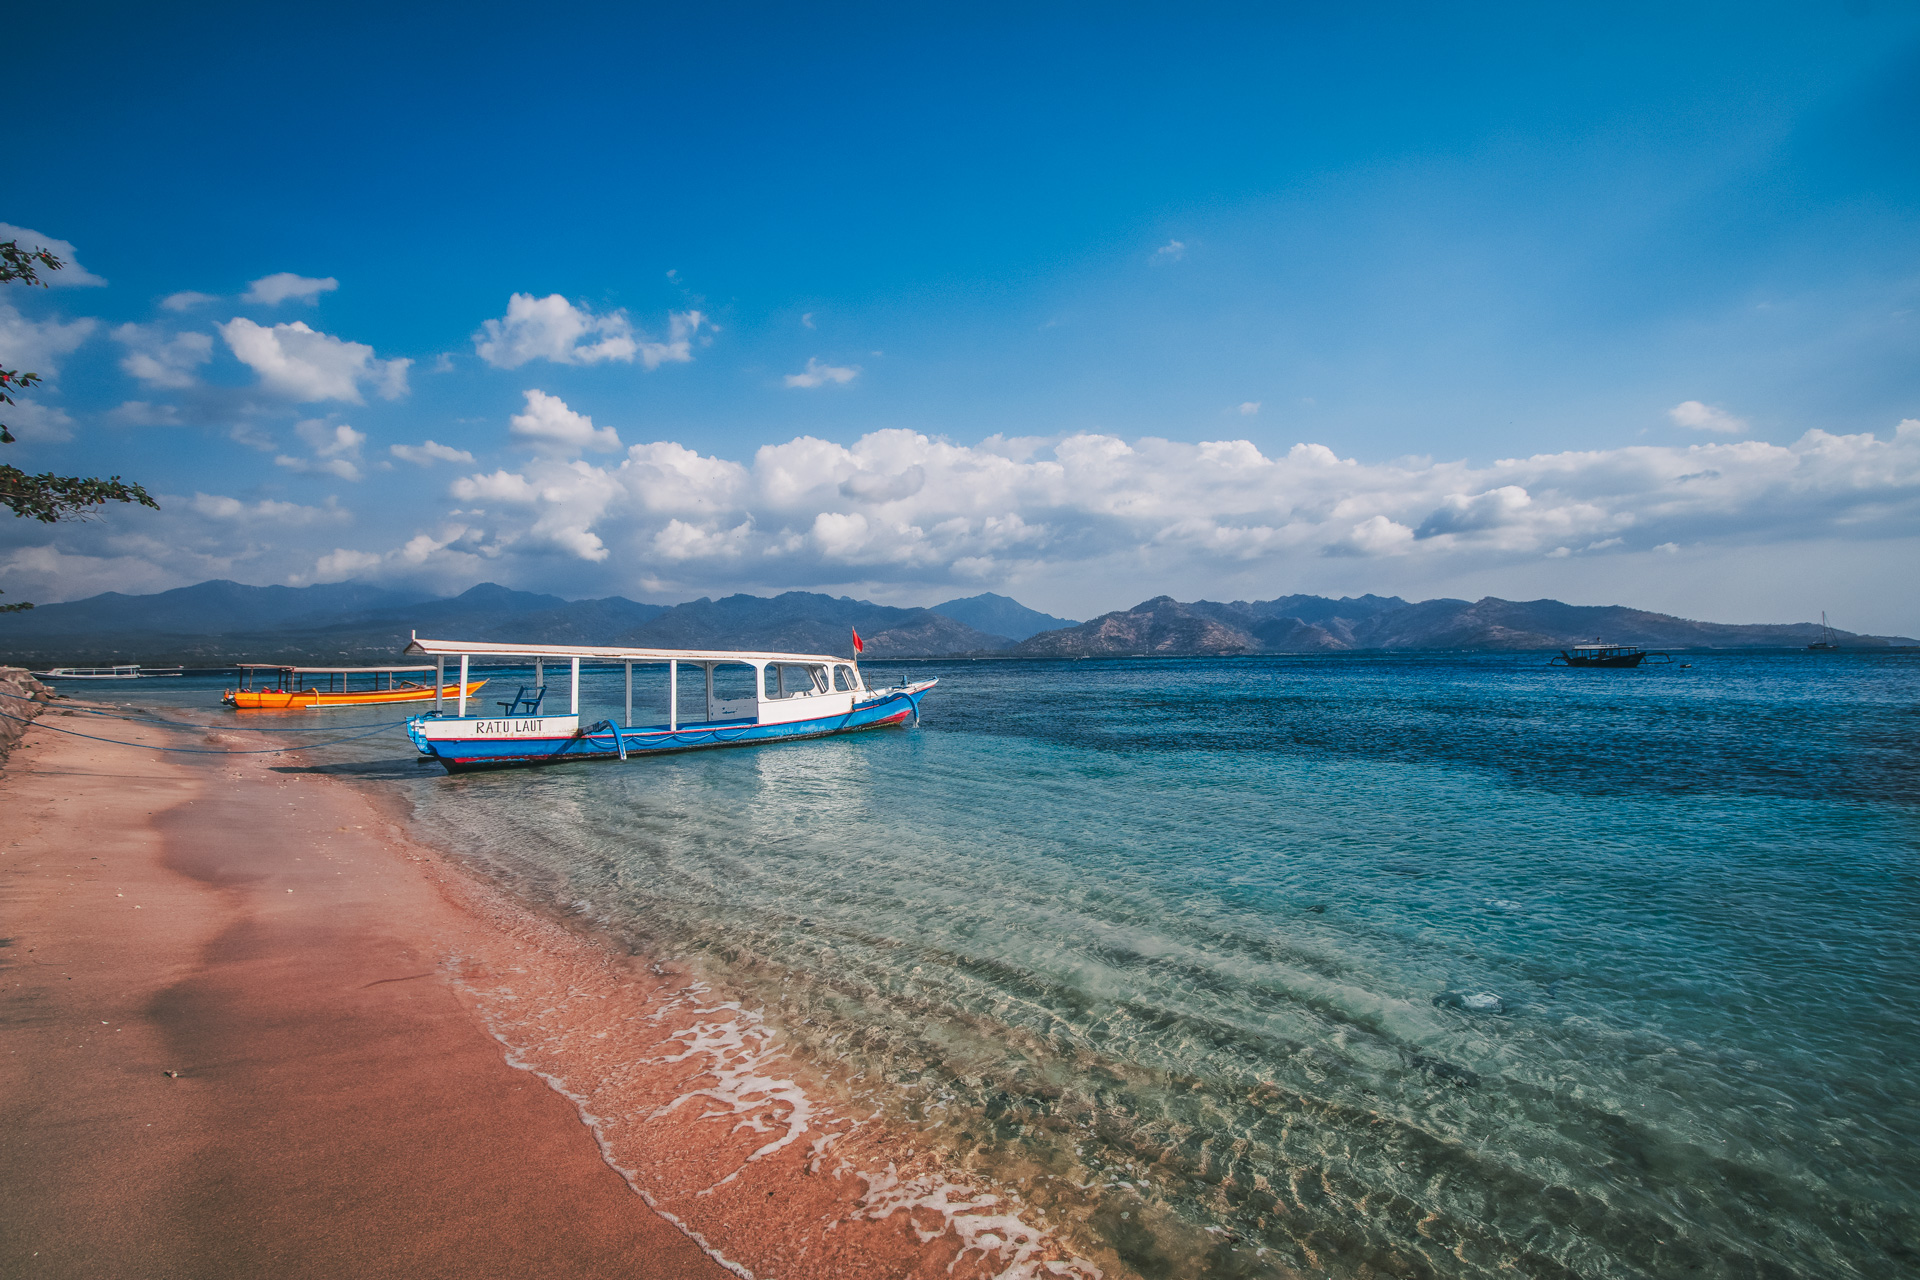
xmin=223 ymin=664 xmax=486 ymax=710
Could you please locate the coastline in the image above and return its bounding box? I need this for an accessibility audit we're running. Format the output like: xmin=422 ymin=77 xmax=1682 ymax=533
xmin=0 ymin=700 xmax=1104 ymax=1280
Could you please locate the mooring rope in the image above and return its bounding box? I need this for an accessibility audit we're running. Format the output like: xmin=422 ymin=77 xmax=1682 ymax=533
xmin=0 ymin=708 xmax=409 ymax=755
xmin=0 ymin=687 xmax=418 ymax=732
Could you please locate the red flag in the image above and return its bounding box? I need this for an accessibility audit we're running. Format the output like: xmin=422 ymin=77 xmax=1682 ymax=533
xmin=851 ymin=626 xmax=864 ymax=655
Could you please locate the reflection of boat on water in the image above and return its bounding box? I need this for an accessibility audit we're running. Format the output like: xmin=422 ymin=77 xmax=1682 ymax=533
xmin=400 ymin=636 xmax=937 ymax=772
xmin=1807 ymin=612 xmax=1841 ymax=651
xmin=31 ymin=664 xmax=143 ymax=679
xmin=223 ymin=664 xmax=485 ymax=709
xmin=1549 ymin=641 xmax=1672 ymax=669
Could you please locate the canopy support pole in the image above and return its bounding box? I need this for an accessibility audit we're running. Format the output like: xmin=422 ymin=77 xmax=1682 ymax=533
xmin=705 ymin=663 xmax=714 ymax=722
xmin=435 ymin=657 xmax=444 ymax=711
xmin=624 ymin=661 xmax=632 ymax=726
xmin=669 ymin=659 xmax=678 ymax=731
xmin=458 ymin=655 xmax=469 ymax=716
xmin=570 ymin=657 xmax=580 ymax=715
xmin=534 ymin=658 xmax=543 ymax=695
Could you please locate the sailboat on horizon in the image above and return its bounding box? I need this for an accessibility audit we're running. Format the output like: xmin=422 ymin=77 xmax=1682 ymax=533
xmin=1807 ymin=612 xmax=1842 ymax=651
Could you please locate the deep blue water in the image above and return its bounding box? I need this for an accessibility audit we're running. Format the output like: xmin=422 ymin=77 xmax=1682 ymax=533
xmin=123 ymin=653 xmax=1920 ymax=1278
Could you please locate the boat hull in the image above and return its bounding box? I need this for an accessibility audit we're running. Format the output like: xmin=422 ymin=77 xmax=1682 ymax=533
xmin=1555 ymin=653 xmax=1646 ymax=668
xmin=408 ymin=682 xmax=935 ymax=772
xmin=225 ymin=679 xmax=486 ymax=709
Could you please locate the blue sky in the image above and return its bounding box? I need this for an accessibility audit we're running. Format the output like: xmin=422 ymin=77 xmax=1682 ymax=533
xmin=4 ymin=2 xmax=1918 ymax=631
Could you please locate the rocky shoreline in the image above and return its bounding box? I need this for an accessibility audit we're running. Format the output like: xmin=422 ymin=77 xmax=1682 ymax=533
xmin=0 ymin=665 xmax=51 ymax=758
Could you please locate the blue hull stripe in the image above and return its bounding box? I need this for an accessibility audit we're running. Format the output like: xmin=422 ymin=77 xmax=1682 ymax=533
xmin=408 ymin=688 xmax=929 ymax=771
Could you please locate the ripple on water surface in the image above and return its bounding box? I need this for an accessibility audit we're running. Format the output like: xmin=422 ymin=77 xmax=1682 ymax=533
xmin=248 ymin=653 xmax=1920 ymax=1279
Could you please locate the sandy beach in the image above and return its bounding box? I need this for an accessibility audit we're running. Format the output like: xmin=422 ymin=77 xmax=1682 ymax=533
xmin=0 ymin=699 xmax=734 ymax=1279
xmin=0 ymin=694 xmax=1103 ymax=1280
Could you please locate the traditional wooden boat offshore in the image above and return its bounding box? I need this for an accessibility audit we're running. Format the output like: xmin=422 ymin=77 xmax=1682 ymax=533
xmin=1548 ymin=642 xmax=1672 ymax=669
xmin=224 ymin=664 xmax=486 ymax=710
xmin=399 ymin=635 xmax=936 ymax=771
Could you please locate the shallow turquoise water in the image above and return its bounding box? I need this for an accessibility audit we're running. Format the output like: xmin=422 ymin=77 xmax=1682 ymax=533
xmin=130 ymin=653 xmax=1920 ymax=1277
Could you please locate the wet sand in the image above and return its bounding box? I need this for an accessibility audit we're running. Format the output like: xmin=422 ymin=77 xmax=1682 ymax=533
xmin=0 ymin=706 xmax=1105 ymax=1280
xmin=0 ymin=710 xmax=729 ymax=1279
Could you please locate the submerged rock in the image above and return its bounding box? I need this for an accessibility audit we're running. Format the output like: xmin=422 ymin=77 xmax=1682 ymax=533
xmin=1409 ymin=1053 xmax=1481 ymax=1087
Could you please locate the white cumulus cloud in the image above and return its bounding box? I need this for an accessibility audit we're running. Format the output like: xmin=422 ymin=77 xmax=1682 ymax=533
xmin=475 ymin=293 xmax=635 ymax=367
xmin=390 ymin=439 xmax=475 ymax=466
xmin=449 ymin=459 xmax=622 ymax=561
xmin=107 ymin=400 xmax=186 ymax=427
xmin=1668 ymin=400 xmax=1748 ymax=434
xmin=637 ymin=309 xmax=711 ymax=369
xmin=785 ymin=357 xmax=859 ymax=388
xmin=623 ymin=441 xmax=750 ymax=516
xmin=161 ymin=291 xmax=220 ymax=312
xmin=0 ymin=223 xmax=106 ymax=286
xmin=0 ymin=545 xmax=194 ymax=604
xmin=313 ymin=548 xmax=386 ymax=581
xmin=16 ymin=418 xmax=1920 ymax=619
xmin=472 ymin=295 xmax=708 ymax=370
xmin=275 ymin=419 xmax=367 ymax=480
xmin=3 ymin=399 xmax=76 ymax=442
xmin=451 ymin=469 xmax=541 ymax=504
xmin=219 ymin=318 xmax=411 ymax=403
xmin=345 ymin=420 xmax=1920 ymax=596
xmin=0 ymin=303 xmax=97 ymax=384
xmin=111 ymin=324 xmax=214 ymax=389
xmin=191 ymin=493 xmax=347 ymax=525
xmin=299 ymin=420 xmax=365 ymax=457
xmin=508 ymin=389 xmax=621 ymax=452
xmin=1153 ymin=239 xmax=1186 ymax=263
xmin=277 ymin=456 xmax=361 ymax=481
xmin=244 ymin=272 xmax=339 ymax=305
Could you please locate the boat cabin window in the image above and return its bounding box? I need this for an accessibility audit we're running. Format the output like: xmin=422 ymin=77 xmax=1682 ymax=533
xmin=833 ymin=665 xmax=858 ymax=692
xmin=702 ymin=662 xmax=760 ymax=722
xmin=764 ymin=663 xmax=829 ymax=699
xmin=708 ymin=662 xmax=758 ymax=702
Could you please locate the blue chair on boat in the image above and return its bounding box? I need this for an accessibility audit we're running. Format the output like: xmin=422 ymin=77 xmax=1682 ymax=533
xmin=496 ymin=685 xmax=546 ymax=716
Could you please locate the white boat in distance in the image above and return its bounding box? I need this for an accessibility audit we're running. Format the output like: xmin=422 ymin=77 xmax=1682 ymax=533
xmin=401 ymin=635 xmax=937 ymax=772
xmin=31 ymin=664 xmax=144 ymax=679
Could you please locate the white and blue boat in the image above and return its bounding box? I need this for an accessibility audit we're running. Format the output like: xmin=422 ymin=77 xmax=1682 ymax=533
xmin=400 ymin=635 xmax=936 ymax=772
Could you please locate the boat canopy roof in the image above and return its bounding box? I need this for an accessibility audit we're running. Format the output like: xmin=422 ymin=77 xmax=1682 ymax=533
xmin=402 ymin=634 xmax=849 ymax=665
xmin=234 ymin=663 xmax=439 ymax=673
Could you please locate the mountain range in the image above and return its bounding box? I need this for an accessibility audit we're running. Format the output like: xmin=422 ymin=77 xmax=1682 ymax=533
xmin=1011 ymin=594 xmax=1914 ymax=655
xmin=0 ymin=580 xmax=1906 ymax=665
xmin=0 ymin=583 xmax=1074 ymax=665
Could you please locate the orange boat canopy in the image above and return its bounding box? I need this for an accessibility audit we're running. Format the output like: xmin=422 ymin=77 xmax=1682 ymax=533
xmin=233 ymin=664 xmax=443 ymax=675
xmin=226 ymin=678 xmax=484 ymax=709
xmin=223 ymin=663 xmax=477 ymax=709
